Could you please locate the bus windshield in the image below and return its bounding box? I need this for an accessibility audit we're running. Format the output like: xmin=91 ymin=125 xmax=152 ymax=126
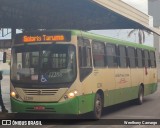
xmin=11 ymin=44 xmax=76 ymax=84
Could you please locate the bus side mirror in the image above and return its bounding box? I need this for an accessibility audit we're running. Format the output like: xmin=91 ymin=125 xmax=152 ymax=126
xmin=3 ymin=52 xmax=6 ymax=63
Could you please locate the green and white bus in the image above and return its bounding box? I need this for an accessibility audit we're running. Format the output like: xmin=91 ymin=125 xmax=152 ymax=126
xmin=10 ymin=30 xmax=157 ymax=119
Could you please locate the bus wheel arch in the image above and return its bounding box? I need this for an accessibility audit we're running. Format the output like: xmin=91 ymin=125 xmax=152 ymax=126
xmin=92 ymin=90 xmax=104 ymax=119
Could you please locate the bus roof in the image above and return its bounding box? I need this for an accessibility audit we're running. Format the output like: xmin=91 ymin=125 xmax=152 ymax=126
xmin=70 ymin=30 xmax=155 ymax=51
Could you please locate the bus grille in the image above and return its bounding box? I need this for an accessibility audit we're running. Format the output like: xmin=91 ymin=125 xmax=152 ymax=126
xmin=23 ymin=89 xmax=59 ymax=95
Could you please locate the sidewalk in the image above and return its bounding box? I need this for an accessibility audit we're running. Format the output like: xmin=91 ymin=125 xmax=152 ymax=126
xmin=0 ymin=75 xmax=10 ymax=119
xmin=1 ymin=75 xmax=11 ymax=112
xmin=0 ymin=62 xmax=10 ymax=75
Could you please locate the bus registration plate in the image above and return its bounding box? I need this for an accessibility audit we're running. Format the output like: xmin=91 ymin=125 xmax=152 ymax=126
xmin=34 ymin=106 xmax=45 ymax=110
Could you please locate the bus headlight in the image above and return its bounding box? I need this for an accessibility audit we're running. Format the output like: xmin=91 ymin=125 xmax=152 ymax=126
xmin=10 ymin=86 xmax=22 ymax=101
xmin=64 ymin=90 xmax=78 ymax=99
xmin=11 ymin=91 xmax=19 ymax=99
xmin=11 ymin=91 xmax=16 ymax=97
xmin=10 ymin=84 xmax=22 ymax=101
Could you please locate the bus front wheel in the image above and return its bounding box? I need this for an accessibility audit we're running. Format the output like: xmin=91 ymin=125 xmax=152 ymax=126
xmin=92 ymin=93 xmax=102 ymax=119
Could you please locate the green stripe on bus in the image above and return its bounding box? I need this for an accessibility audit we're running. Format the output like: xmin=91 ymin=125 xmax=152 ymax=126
xmin=11 ymin=97 xmax=79 ymax=114
xmin=104 ymin=83 xmax=157 ymax=106
xmin=11 ymin=83 xmax=157 ymax=114
xmin=11 ymin=93 xmax=95 ymax=115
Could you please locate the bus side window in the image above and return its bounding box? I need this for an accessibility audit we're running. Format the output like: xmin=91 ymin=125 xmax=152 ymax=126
xmin=78 ymin=37 xmax=92 ymax=82
xmin=150 ymin=51 xmax=156 ymax=68
xmin=106 ymin=44 xmax=118 ymax=67
xmin=92 ymin=41 xmax=105 ymax=67
xmin=137 ymin=49 xmax=143 ymax=68
xmin=143 ymin=50 xmax=149 ymax=67
xmin=119 ymin=45 xmax=127 ymax=68
xmin=127 ymin=47 xmax=136 ymax=68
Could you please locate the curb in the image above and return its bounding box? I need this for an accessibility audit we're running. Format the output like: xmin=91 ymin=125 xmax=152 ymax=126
xmin=0 ymin=113 xmax=8 ymax=119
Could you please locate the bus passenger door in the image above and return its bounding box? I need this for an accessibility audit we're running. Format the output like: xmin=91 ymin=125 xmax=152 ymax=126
xmin=77 ymin=37 xmax=93 ymax=114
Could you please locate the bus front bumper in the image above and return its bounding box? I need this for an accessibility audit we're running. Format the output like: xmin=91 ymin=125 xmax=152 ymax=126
xmin=11 ymin=97 xmax=79 ymax=115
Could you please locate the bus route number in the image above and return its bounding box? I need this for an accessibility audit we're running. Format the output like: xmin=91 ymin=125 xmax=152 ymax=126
xmin=24 ymin=96 xmax=33 ymax=101
xmin=48 ymin=72 xmax=63 ymax=78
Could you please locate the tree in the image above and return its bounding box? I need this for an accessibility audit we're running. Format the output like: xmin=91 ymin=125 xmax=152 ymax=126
xmin=128 ymin=29 xmax=151 ymax=44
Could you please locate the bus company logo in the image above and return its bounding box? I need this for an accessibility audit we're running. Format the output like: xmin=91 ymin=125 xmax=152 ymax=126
xmin=119 ymin=78 xmax=128 ymax=84
xmin=37 ymin=90 xmax=42 ymax=95
xmin=2 ymin=120 xmax=11 ymax=125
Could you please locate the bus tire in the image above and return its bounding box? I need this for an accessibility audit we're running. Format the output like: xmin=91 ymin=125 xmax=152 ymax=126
xmin=92 ymin=93 xmax=102 ymax=119
xmin=136 ymin=86 xmax=144 ymax=105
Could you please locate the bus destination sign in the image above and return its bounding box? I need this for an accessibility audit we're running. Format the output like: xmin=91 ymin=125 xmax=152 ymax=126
xmin=23 ymin=35 xmax=65 ymax=43
xmin=15 ymin=31 xmax=71 ymax=44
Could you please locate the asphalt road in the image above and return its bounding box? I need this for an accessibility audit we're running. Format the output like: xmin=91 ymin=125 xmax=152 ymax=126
xmin=0 ymin=75 xmax=160 ymax=128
